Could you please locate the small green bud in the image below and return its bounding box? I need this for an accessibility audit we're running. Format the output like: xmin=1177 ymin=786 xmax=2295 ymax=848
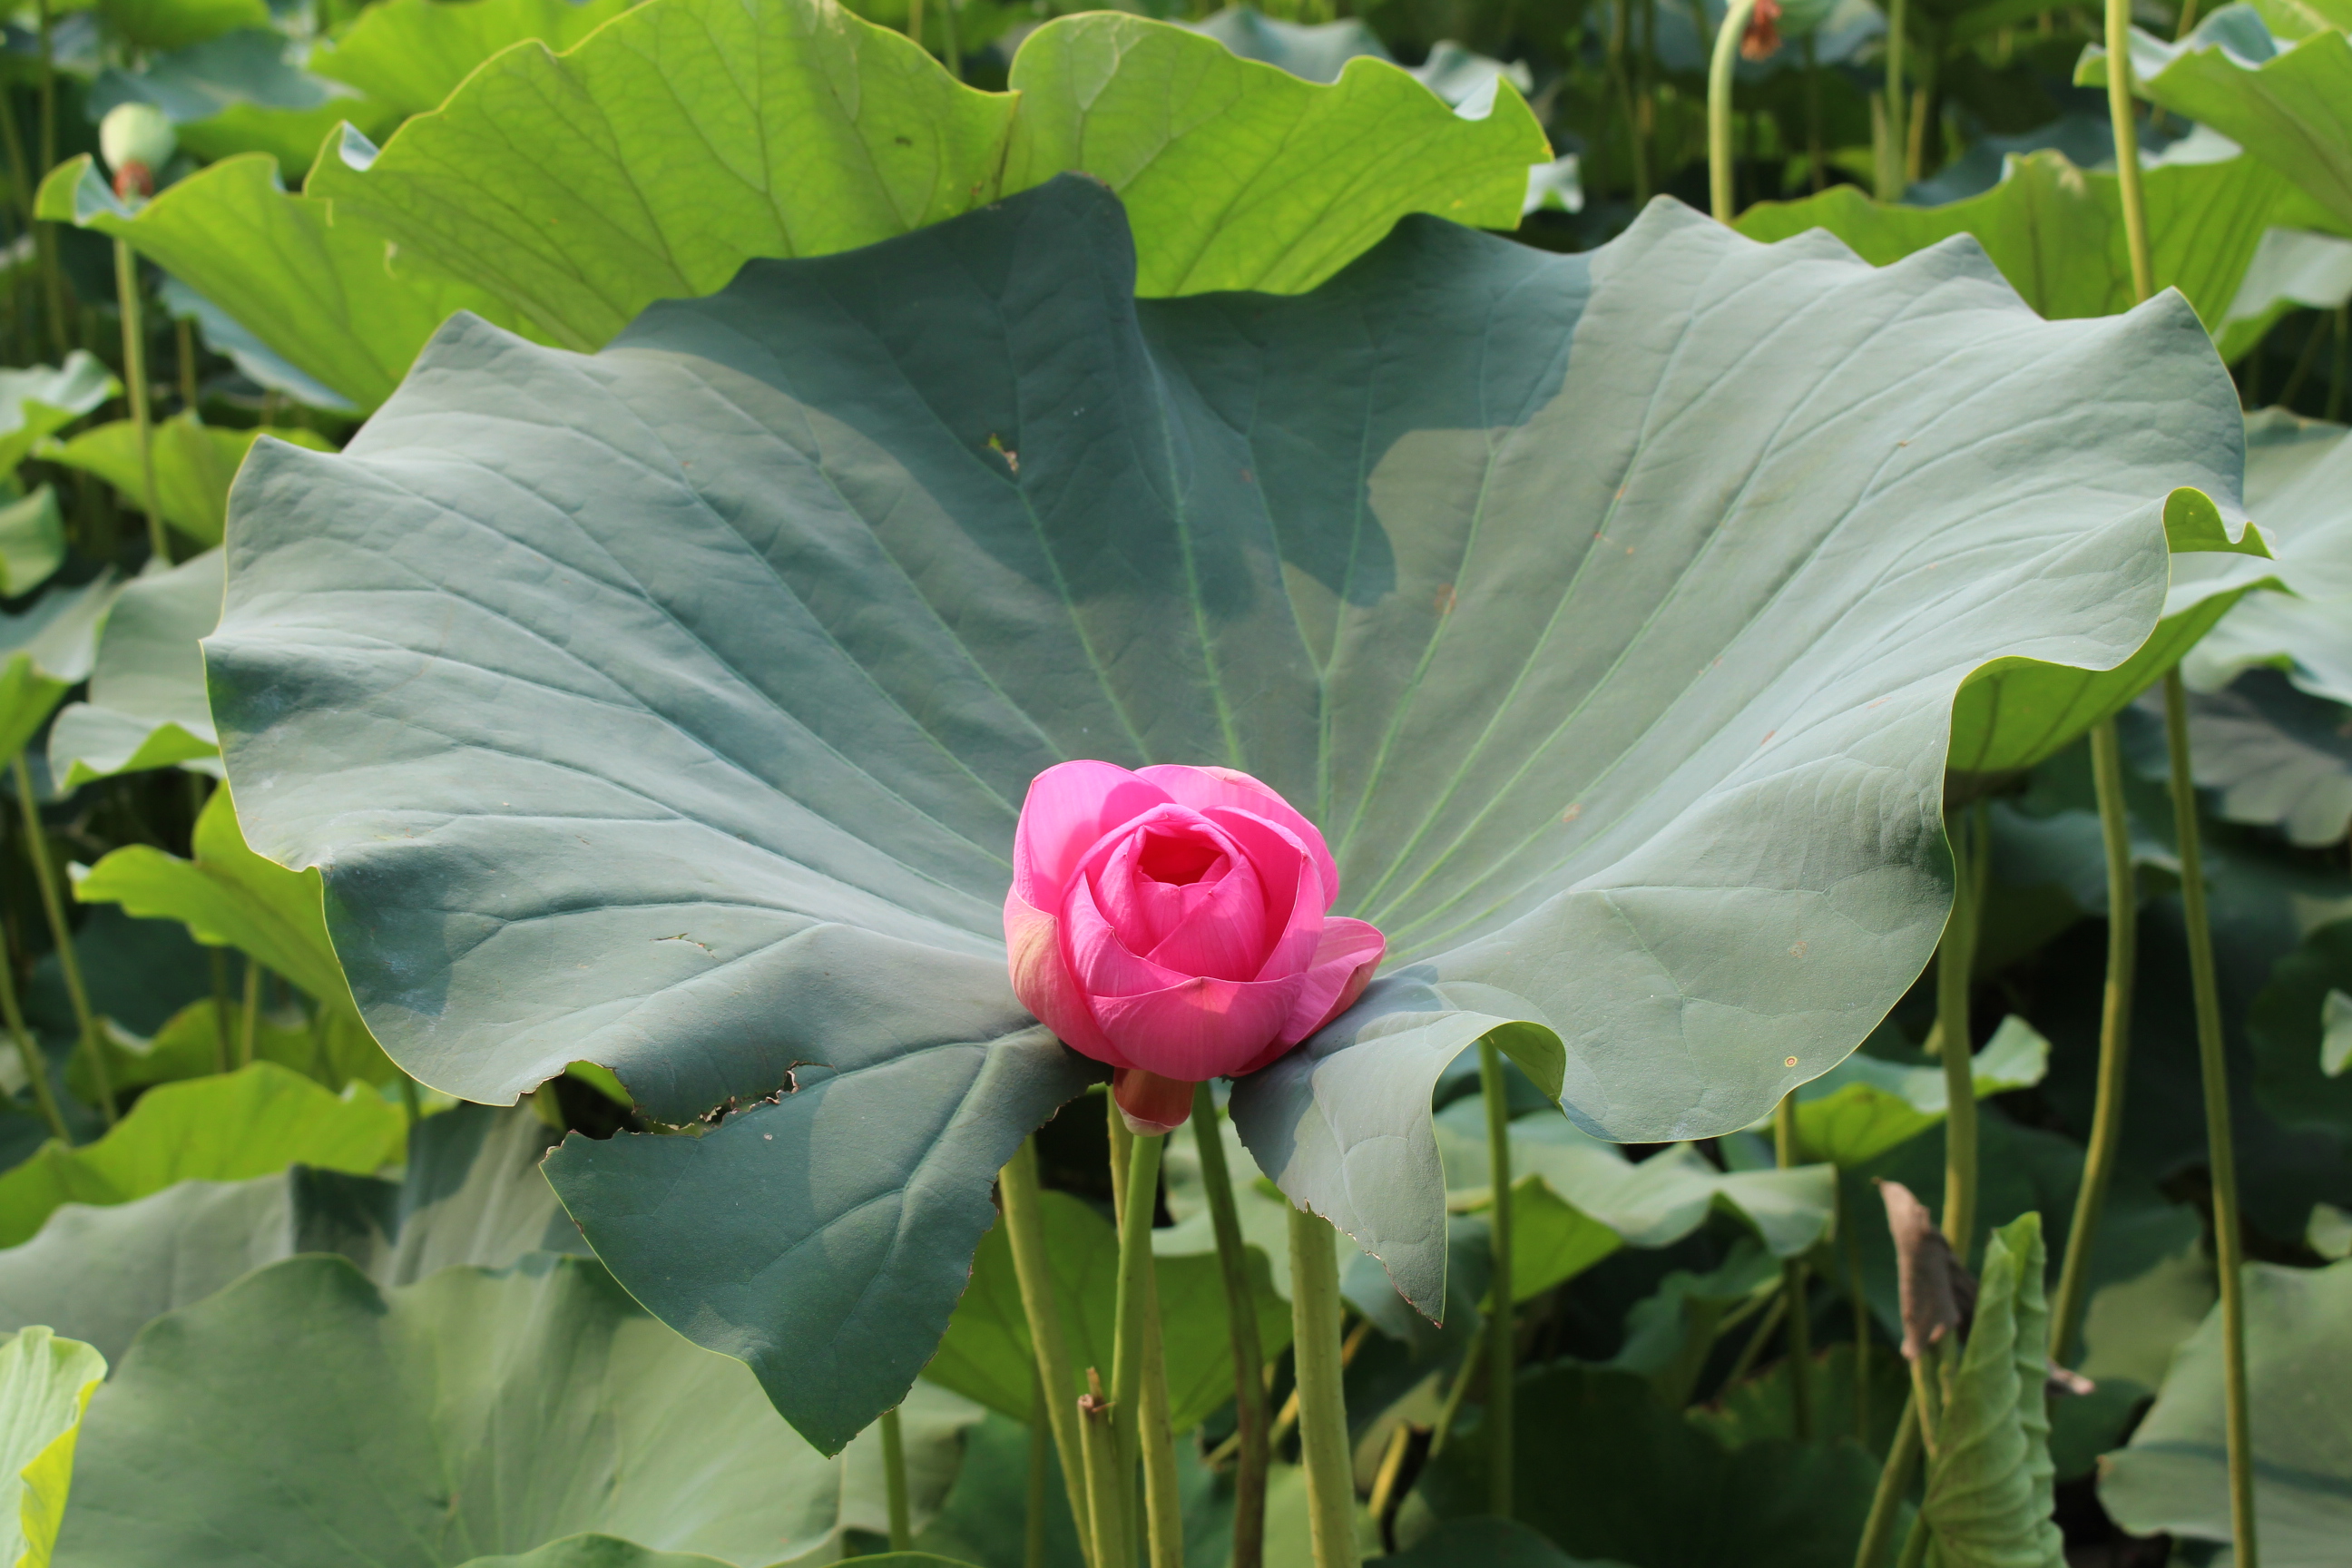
xmin=99 ymin=103 xmax=176 ymax=188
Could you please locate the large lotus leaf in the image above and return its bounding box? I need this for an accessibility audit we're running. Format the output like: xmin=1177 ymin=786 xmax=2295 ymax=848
xmin=0 ymin=487 xmax=64 ymax=598
xmin=1919 ymin=1213 xmax=2064 ymax=1568
xmin=89 ymin=26 xmax=355 ymax=125
xmin=1181 ymin=5 xmax=1393 ymax=83
xmin=2079 ymin=6 xmax=2352 ymax=229
xmin=0 ymin=356 xmax=113 ymax=475
xmin=2171 ymin=668 xmax=2352 ymax=847
xmin=2247 ymin=915 xmax=2352 ymax=1143
xmin=2216 ymin=225 xmax=2352 ymax=363
xmin=47 ymin=0 xmax=1541 ymax=412
xmin=48 ymin=548 xmax=221 ymax=790
xmin=0 ymin=1061 xmax=405 ymax=1248
xmin=43 ymin=415 xmax=334 ymax=547
xmin=2188 ymin=412 xmax=2352 ymax=708
xmin=35 ymin=155 xmax=530 ymax=414
xmin=1788 ymin=1013 xmax=2051 ymax=1167
xmin=314 ymin=0 xmax=642 ymax=117
xmin=52 ymin=1252 xmax=985 ymax=1567
xmin=923 ymin=1188 xmax=1291 ymax=1435
xmin=2100 ymin=1259 xmax=2352 ymax=1561
xmin=98 ymin=0 xmax=270 ymax=54
xmin=209 ymin=179 xmax=2233 ymax=1440
xmin=74 ymin=784 xmax=359 ymax=1016
xmin=0 ymin=1328 xmax=106 ymax=1568
xmin=0 ymin=573 xmax=122 ymax=767
xmin=177 ymin=97 xmax=404 ymax=180
xmin=0 ymin=1104 xmax=578 ymax=1363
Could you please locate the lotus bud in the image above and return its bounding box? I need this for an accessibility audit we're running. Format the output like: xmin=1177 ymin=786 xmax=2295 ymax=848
xmin=1740 ymin=0 xmax=1784 ymax=60
xmin=100 ymin=103 xmax=175 ymax=201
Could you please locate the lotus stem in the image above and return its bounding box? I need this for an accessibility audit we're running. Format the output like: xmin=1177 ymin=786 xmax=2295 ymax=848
xmin=1027 ymin=1370 xmax=1051 ymax=1568
xmin=13 ymin=754 xmax=111 ymax=1125
xmin=239 ymin=959 xmax=261 ymax=1067
xmin=1937 ymin=807 xmax=1979 ymax=1262
xmin=1426 ymin=1317 xmax=1483 ymax=1460
xmin=175 ymin=317 xmax=197 ymax=412
xmin=1288 ymin=1203 xmax=1360 ymax=1568
xmin=1880 ymin=0 xmax=1907 ymax=201
xmin=1108 ymin=1115 xmax=1171 ymax=1563
xmin=1707 ymin=0 xmax=1761 ymax=221
xmin=1892 ymin=1514 xmax=1931 ymax=1568
xmin=1773 ymin=1092 xmax=1813 ymax=1440
xmin=1723 ymin=1288 xmax=1788 ymax=1388
xmin=880 ymin=1405 xmax=914 ymax=1550
xmin=1192 ymin=1081 xmax=1268 ymax=1568
xmin=1839 ymin=1178 xmax=1871 ymax=1443
xmin=2051 ymin=718 xmax=2138 ymax=1367
xmin=397 ymin=1072 xmax=423 ymax=1124
xmin=1137 ymin=1290 xmax=1181 ymax=1568
xmin=2161 ymin=669 xmax=2259 ymax=1568
xmin=0 ymin=911 xmax=63 ymax=1141
xmin=1078 ymin=1368 xmax=1129 ymax=1568
xmin=2104 ymin=0 xmax=2155 ymax=303
xmin=1612 ymin=0 xmax=1650 ymax=204
xmin=1001 ymin=1137 xmax=1093 ymax=1563
xmin=1851 ymin=1393 xmax=1923 ymax=1568
xmin=34 ymin=0 xmax=64 ymax=358
xmin=111 ymin=239 xmax=166 ymax=565
xmin=1478 ymin=1034 xmax=1515 ymax=1517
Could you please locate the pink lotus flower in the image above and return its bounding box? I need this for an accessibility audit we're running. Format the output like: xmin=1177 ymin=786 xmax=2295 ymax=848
xmin=1004 ymin=761 xmax=1386 ymax=1135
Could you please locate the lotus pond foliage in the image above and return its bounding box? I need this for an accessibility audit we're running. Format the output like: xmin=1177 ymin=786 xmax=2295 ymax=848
xmin=0 ymin=0 xmax=2328 ymax=1565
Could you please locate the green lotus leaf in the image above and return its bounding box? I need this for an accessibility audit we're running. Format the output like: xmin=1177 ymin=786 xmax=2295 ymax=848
xmin=208 ymin=178 xmax=2231 ymax=1442
xmin=96 ymin=0 xmax=270 ymax=56
xmin=0 ymin=574 xmax=123 ymax=767
xmin=177 ymin=97 xmax=404 ymax=179
xmin=1182 ymin=5 xmax=1392 ymax=83
xmin=42 ymin=414 xmax=334 ymax=546
xmin=45 ymin=0 xmax=1543 ymax=410
xmin=1788 ymin=1014 xmax=2051 ymax=1167
xmin=75 ymin=784 xmax=360 ymax=1018
xmin=2190 ymin=411 xmax=2352 ymax=702
xmin=0 ymin=1328 xmax=106 ymax=1568
xmin=2215 ymin=225 xmax=2352 ymax=363
xmin=1918 ymin=1212 xmax=2064 ymax=1568
xmin=0 ymin=1104 xmax=579 ymax=1364
xmin=52 ymin=1253 xmax=985 ymax=1567
xmin=48 ymin=548 xmax=222 ymax=790
xmin=313 ymin=0 xmax=642 ymax=117
xmin=455 ymin=1540 xmax=737 ymax=1568
xmin=0 ymin=485 xmax=64 ymax=597
xmin=1384 ymin=1516 xmax=1615 ymax=1568
xmin=923 ymin=1188 xmax=1292 ymax=1435
xmin=0 ymin=1061 xmax=406 ymax=1249
xmin=2099 ymin=1258 xmax=2352 ymax=1561
xmin=2171 ymin=668 xmax=2352 ymax=847
xmin=2248 ymin=915 xmax=2352 ymax=1143
xmin=0 ymin=355 xmax=115 ymax=474
xmin=2079 ymin=5 xmax=2352 ymax=229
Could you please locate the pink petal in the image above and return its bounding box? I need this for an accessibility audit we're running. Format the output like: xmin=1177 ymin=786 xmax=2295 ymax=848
xmin=1112 ymin=1067 xmax=1195 ymax=1134
xmin=1091 ymin=970 xmax=1307 ymax=1082
xmin=1140 ymin=846 xmax=1269 ymax=982
xmin=1003 ymin=887 xmax=1125 ymax=1067
xmin=1260 ymin=917 xmax=1387 ymax=1063
xmin=1201 ymin=806 xmax=1324 ymax=981
xmin=1012 ymin=761 xmax=1170 ymax=910
xmin=1137 ymin=765 xmax=1338 ymax=911
xmin=1064 ymin=873 xmax=1189 ymax=999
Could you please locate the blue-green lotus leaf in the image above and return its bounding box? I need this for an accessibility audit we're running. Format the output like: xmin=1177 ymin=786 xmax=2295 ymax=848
xmin=208 ymin=177 xmax=2237 ymax=1447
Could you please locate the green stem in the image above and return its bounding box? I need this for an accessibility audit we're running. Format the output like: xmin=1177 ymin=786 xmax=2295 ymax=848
xmin=2051 ymin=718 xmax=2137 ymax=1367
xmin=1028 ymin=1370 xmax=1051 ymax=1568
xmin=1805 ymin=32 xmax=1824 ymax=194
xmin=1723 ymin=1288 xmax=1788 ymax=1387
xmin=880 ymin=1405 xmax=913 ymax=1551
xmin=1426 ymin=1318 xmax=1484 ymax=1459
xmin=1840 ymin=1177 xmax=1872 ymax=1444
xmin=34 ymin=0 xmax=64 ymax=359
xmin=1288 ymin=1204 xmax=1360 ymax=1568
xmin=113 ymin=239 xmax=166 ymax=564
xmin=1109 ymin=1123 xmax=1165 ymax=1558
xmin=1193 ymin=1083 xmax=1267 ymax=1568
xmin=1851 ymin=1393 xmax=1923 ymax=1568
xmin=397 ymin=1072 xmax=422 ymax=1124
xmin=1937 ymin=808 xmax=1978 ymax=1262
xmin=1707 ymin=0 xmax=1762 ymax=221
xmin=1077 ymin=1369 xmax=1129 ymax=1568
xmin=1892 ymin=1512 xmax=1931 ymax=1568
xmin=939 ymin=0 xmax=962 ymax=78
xmin=1880 ymin=0 xmax=1907 ymax=200
xmin=1479 ymin=1036 xmax=1515 ymax=1518
xmin=1612 ymin=0 xmax=1650 ymax=205
xmin=1137 ymin=1271 xmax=1181 ymax=1568
xmin=2104 ymin=0 xmax=2154 ymax=303
xmin=2161 ymin=669 xmax=2259 ymax=1568
xmin=239 ymin=959 xmax=260 ymax=1067
xmin=1774 ymin=1092 xmax=1813 ymax=1440
xmin=13 ymin=755 xmax=111 ymax=1125
xmin=1001 ymin=1137 xmax=1094 ymax=1565
xmin=0 ymin=912 xmax=63 ymax=1141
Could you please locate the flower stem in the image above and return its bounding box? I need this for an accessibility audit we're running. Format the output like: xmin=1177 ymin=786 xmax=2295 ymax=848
xmin=1773 ymin=1092 xmax=1813 ymax=1440
xmin=1851 ymin=1394 xmax=1922 ymax=1568
xmin=13 ymin=754 xmax=110 ymax=1125
xmin=1027 ymin=1370 xmax=1051 ymax=1568
xmin=1880 ymin=0 xmax=1907 ymax=200
xmin=880 ymin=1405 xmax=913 ymax=1550
xmin=1109 ymin=1116 xmax=1171 ymax=1564
xmin=1706 ymin=0 xmax=1761 ymax=221
xmin=1937 ymin=808 xmax=1979 ymax=1261
xmin=0 ymin=912 xmax=63 ymax=1141
xmin=112 ymin=238 xmax=165 ymax=565
xmin=2104 ymin=0 xmax=2155 ymax=304
xmin=1000 ymin=1137 xmax=1093 ymax=1564
xmin=239 ymin=959 xmax=261 ymax=1067
xmin=1192 ymin=1082 xmax=1267 ymax=1568
xmin=2051 ymin=718 xmax=2138 ymax=1367
xmin=1078 ymin=1369 xmax=1129 ymax=1568
xmin=1288 ymin=1202 xmax=1359 ymax=1568
xmin=1478 ymin=1035 xmax=1515 ymax=1518
xmin=1838 ymin=1176 xmax=1871 ymax=1442
xmin=2161 ymin=669 xmax=2259 ymax=1568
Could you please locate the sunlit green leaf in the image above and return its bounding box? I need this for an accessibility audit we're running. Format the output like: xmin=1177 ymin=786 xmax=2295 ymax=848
xmin=0 ymin=1061 xmax=405 ymax=1248
xmin=53 ymin=1252 xmax=985 ymax=1565
xmin=48 ymin=549 xmax=222 ymax=790
xmin=0 ymin=486 xmax=64 ymax=598
xmin=98 ymin=0 xmax=270 ymax=54
xmin=0 ymin=1328 xmax=106 ymax=1568
xmin=1790 ymin=1014 xmax=2051 ymax=1168
xmin=0 ymin=356 xmax=114 ymax=475
xmin=0 ymin=574 xmax=122 ymax=766
xmin=42 ymin=415 xmax=333 ymax=546
xmin=313 ymin=0 xmax=643 ymax=117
